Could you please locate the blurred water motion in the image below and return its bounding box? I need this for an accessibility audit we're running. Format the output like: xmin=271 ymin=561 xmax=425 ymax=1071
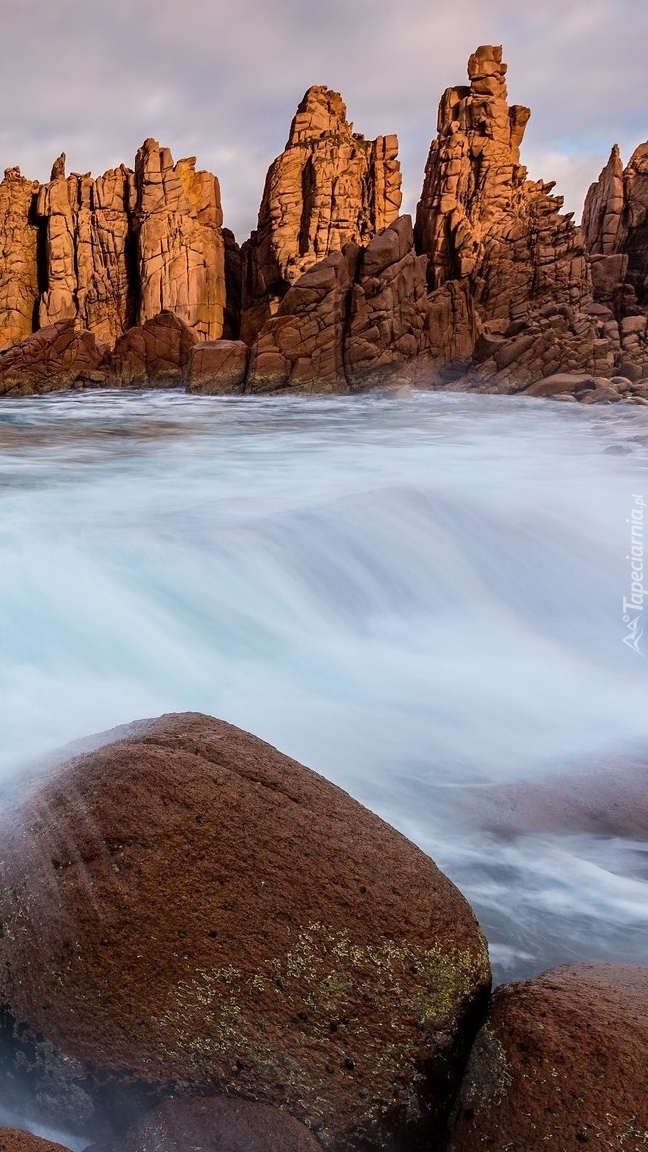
xmin=0 ymin=387 xmax=647 ymax=982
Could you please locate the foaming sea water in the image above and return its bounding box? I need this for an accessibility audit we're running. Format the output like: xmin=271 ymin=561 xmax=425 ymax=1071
xmin=1 ymin=388 xmax=647 ymax=982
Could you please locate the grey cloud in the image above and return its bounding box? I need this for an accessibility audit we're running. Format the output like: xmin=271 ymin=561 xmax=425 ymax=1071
xmin=0 ymin=0 xmax=646 ymax=240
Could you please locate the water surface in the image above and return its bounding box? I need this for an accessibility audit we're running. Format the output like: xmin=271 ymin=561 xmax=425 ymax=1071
xmin=1 ymin=388 xmax=647 ymax=981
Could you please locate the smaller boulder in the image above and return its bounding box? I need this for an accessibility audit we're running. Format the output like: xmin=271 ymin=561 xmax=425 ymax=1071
xmin=186 ymin=340 xmax=248 ymax=394
xmin=0 ymin=1131 xmax=72 ymax=1152
xmin=90 ymin=1096 xmax=322 ymax=1152
xmin=449 ymin=964 xmax=648 ymax=1152
xmin=107 ymin=312 xmax=197 ymax=386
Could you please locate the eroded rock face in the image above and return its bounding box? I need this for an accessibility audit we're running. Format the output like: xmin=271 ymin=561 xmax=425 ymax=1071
xmin=0 ymin=712 xmax=490 ymax=1151
xmin=414 ymin=45 xmax=590 ymax=321
xmin=245 ymin=216 xmax=477 ymax=394
xmin=449 ymin=965 xmax=648 ymax=1152
xmin=583 ymin=141 xmax=648 ymax=314
xmin=0 ymin=168 xmax=40 ymax=350
xmin=37 ymin=158 xmax=136 ymax=345
xmin=240 ymin=86 xmax=402 ymax=343
xmin=133 ymin=140 xmax=226 ymax=340
xmin=186 ymin=338 xmax=248 ymax=394
xmin=90 ymin=1096 xmax=324 ymax=1152
xmin=0 ymin=321 xmax=108 ymax=396
xmin=106 ymin=311 xmax=197 ymax=386
xmin=0 ymin=143 xmax=229 ymax=355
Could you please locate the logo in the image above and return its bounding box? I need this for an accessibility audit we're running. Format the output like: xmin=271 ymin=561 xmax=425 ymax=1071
xmin=622 ymin=494 xmax=645 ymax=656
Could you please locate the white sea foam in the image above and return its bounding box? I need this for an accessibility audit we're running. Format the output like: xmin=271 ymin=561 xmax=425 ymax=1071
xmin=0 ymin=387 xmax=647 ymax=981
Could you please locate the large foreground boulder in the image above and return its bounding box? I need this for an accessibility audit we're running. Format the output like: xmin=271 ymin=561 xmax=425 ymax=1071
xmin=0 ymin=713 xmax=490 ymax=1151
xmin=449 ymin=964 xmax=648 ymax=1151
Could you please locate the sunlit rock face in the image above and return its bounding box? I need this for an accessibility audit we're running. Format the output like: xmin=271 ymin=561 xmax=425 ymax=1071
xmin=0 ymin=712 xmax=490 ymax=1152
xmin=414 ymin=45 xmax=591 ymax=322
xmin=240 ymin=85 xmax=402 ymax=344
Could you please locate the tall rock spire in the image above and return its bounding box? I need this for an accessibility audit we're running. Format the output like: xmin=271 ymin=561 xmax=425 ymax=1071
xmin=414 ymin=45 xmax=589 ymax=321
xmin=240 ymin=84 xmax=402 ymax=342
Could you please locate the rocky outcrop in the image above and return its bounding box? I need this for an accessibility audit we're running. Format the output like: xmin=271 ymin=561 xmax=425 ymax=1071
xmin=37 ymin=158 xmax=136 ymax=345
xmin=240 ymin=86 xmax=402 ymax=343
xmin=0 ymin=712 xmax=490 ymax=1150
xmin=414 ymin=45 xmax=590 ymax=321
xmin=0 ymin=168 xmax=40 ymax=350
xmin=0 ymin=144 xmax=229 ymax=355
xmin=186 ymin=337 xmax=248 ymax=393
xmin=246 ymin=216 xmax=476 ymax=394
xmin=449 ymin=964 xmax=648 ymax=1152
xmin=0 ymin=320 xmax=108 ymax=396
xmin=133 ymin=140 xmax=226 ymax=339
xmin=105 ymin=311 xmax=197 ymax=387
xmin=584 ymin=141 xmax=648 ymax=315
xmin=90 ymin=1097 xmax=324 ymax=1152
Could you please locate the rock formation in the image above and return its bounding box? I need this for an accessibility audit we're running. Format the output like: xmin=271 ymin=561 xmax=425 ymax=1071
xmin=37 ymin=156 xmax=136 ymax=345
xmin=133 ymin=140 xmax=226 ymax=339
xmin=0 ymin=712 xmax=490 ymax=1150
xmin=0 ymin=168 xmax=40 ymax=349
xmin=0 ymin=143 xmax=230 ymax=355
xmin=246 ymin=216 xmax=476 ymax=394
xmin=583 ymin=141 xmax=648 ymax=314
xmin=90 ymin=1097 xmax=324 ymax=1152
xmin=0 ymin=320 xmax=108 ymax=396
xmin=449 ymin=964 xmax=648 ymax=1152
xmin=414 ymin=45 xmax=590 ymax=322
xmin=240 ymin=86 xmax=402 ymax=343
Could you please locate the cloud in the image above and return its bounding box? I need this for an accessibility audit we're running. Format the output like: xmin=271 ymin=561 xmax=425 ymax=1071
xmin=0 ymin=0 xmax=646 ymax=239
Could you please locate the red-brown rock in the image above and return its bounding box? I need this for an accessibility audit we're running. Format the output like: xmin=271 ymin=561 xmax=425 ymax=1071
xmin=246 ymin=217 xmax=476 ymax=394
xmin=414 ymin=45 xmax=590 ymax=321
xmin=449 ymin=964 xmax=648 ymax=1152
xmin=186 ymin=339 xmax=248 ymax=394
xmin=0 ymin=713 xmax=490 ymax=1150
xmin=0 ymin=321 xmax=108 ymax=396
xmin=0 ymin=1130 xmax=72 ymax=1152
xmin=37 ymin=157 xmax=136 ymax=345
xmin=90 ymin=1096 xmax=323 ymax=1152
xmin=106 ymin=311 xmax=197 ymax=386
xmin=133 ymin=140 xmax=226 ymax=340
xmin=0 ymin=168 xmax=40 ymax=350
xmin=241 ymin=86 xmax=401 ymax=343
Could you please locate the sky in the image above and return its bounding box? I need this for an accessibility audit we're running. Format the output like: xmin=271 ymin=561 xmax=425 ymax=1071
xmin=0 ymin=0 xmax=647 ymax=242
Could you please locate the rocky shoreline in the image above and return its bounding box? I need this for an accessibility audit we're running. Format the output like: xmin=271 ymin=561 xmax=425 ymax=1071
xmin=1 ymin=45 xmax=648 ymax=402
xmin=0 ymin=713 xmax=645 ymax=1151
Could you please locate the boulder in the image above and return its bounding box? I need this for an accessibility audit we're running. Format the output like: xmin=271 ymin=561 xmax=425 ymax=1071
xmin=106 ymin=311 xmax=197 ymax=386
xmin=89 ymin=1097 xmax=323 ymax=1152
xmin=0 ymin=1132 xmax=72 ymax=1152
xmin=0 ymin=321 xmax=108 ymax=396
xmin=0 ymin=713 xmax=490 ymax=1151
xmin=186 ymin=339 xmax=248 ymax=394
xmin=449 ymin=964 xmax=648 ymax=1152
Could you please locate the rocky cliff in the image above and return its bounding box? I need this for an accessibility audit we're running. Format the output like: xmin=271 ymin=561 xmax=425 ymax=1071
xmin=240 ymin=85 xmax=402 ymax=343
xmin=0 ymin=142 xmax=230 ymax=353
xmin=2 ymin=47 xmax=648 ymax=403
xmin=414 ymin=44 xmax=590 ymax=321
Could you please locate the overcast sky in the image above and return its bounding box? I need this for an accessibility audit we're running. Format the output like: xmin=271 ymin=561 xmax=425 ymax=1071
xmin=1 ymin=0 xmax=646 ymax=241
